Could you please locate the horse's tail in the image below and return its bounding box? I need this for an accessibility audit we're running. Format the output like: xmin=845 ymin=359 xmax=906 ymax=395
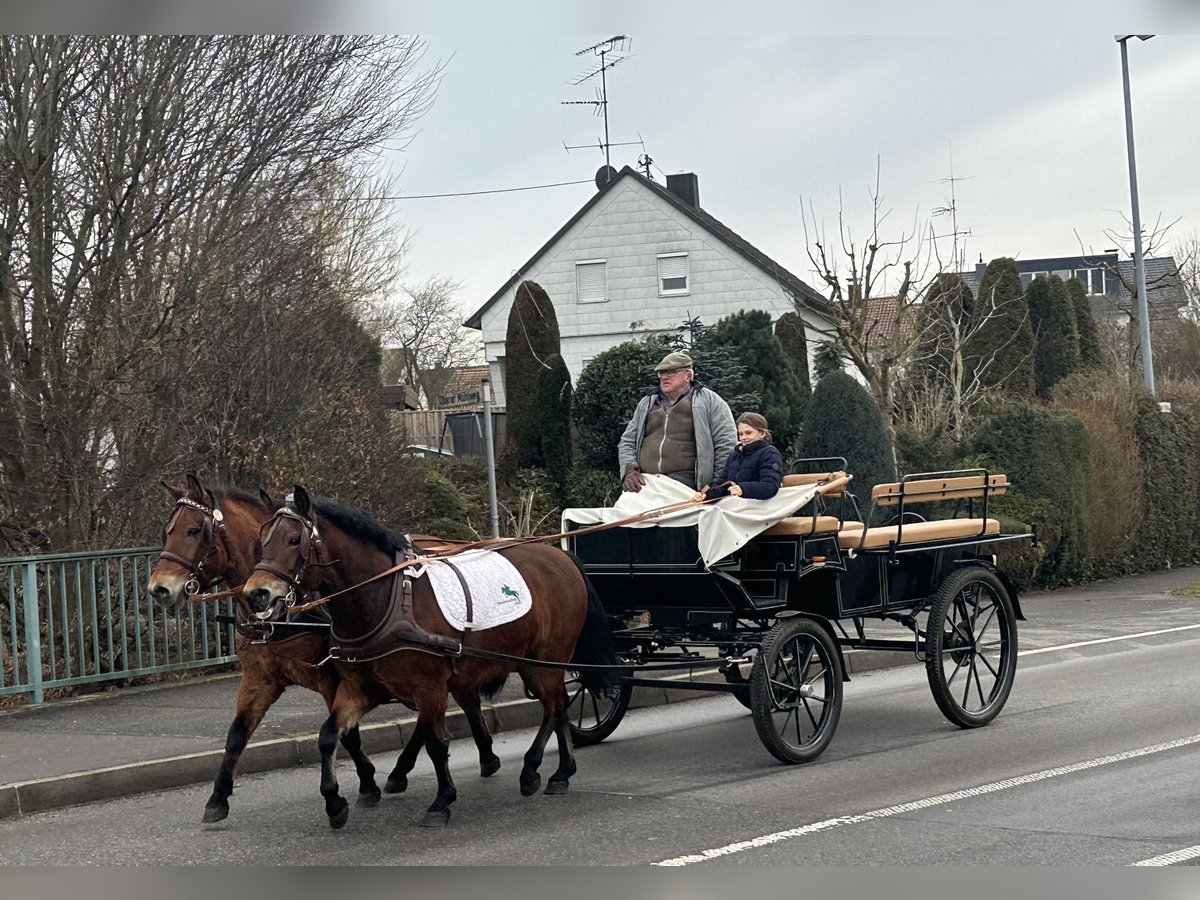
xmin=565 ymin=551 xmax=622 ymax=693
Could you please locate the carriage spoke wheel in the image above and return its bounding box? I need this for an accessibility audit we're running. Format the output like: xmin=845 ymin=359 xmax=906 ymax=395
xmin=749 ymin=617 xmax=842 ymax=764
xmin=564 ymin=668 xmax=632 ymax=746
xmin=925 ymin=566 xmax=1018 ymax=728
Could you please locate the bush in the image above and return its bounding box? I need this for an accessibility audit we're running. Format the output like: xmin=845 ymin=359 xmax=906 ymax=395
xmin=972 ymin=400 xmax=1091 ymax=585
xmin=774 ymin=311 xmax=813 ymax=399
xmin=799 ymin=371 xmax=896 ymax=516
xmin=562 ymin=465 xmax=620 ymax=510
xmin=1065 ymin=277 xmax=1103 ymax=370
xmin=1053 ymin=371 xmax=1143 ymax=576
xmin=573 ymin=339 xmax=667 ymax=470
xmin=418 ymin=468 xmax=475 ymax=539
xmin=1132 ymin=393 xmax=1199 ymax=569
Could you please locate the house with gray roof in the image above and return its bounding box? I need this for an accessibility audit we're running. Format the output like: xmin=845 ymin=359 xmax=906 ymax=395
xmin=463 ymin=166 xmax=833 ymax=406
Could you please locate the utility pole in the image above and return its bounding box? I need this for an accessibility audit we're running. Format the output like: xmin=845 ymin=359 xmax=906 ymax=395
xmin=1117 ymin=34 xmax=1156 ymax=396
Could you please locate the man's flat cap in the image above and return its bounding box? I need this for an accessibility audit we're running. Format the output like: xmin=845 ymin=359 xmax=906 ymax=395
xmin=655 ymin=351 xmax=694 ymax=372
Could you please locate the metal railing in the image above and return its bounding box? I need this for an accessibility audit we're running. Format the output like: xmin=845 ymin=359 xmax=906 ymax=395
xmin=1 ymin=546 xmax=238 ymax=705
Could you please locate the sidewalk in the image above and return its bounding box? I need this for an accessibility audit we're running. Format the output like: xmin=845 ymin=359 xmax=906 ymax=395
xmin=2 ymin=565 xmax=1197 ymax=820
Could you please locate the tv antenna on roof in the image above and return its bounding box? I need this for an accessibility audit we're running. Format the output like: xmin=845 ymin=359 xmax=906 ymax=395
xmin=931 ymin=141 xmax=974 ymax=273
xmin=562 ymin=35 xmax=638 ymax=187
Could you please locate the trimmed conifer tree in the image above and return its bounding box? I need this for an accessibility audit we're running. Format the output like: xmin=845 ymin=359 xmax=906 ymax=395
xmin=798 ymin=371 xmax=896 ymax=513
xmin=1027 ymin=274 xmax=1081 ymax=397
xmin=913 ymin=273 xmax=974 ymax=377
xmin=964 ymin=257 xmax=1035 ymax=396
xmin=773 ymin=311 xmax=813 ymax=401
xmin=813 ymin=340 xmax=845 ymax=382
xmin=713 ymin=309 xmax=808 ymax=451
xmin=539 ymin=353 xmax=573 ymax=490
xmin=503 ymin=281 xmax=561 ymax=468
xmin=1065 ymin=277 xmax=1104 ymax=369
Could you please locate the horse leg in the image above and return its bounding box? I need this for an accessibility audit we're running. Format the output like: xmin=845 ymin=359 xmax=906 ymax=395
xmin=418 ymin=696 xmax=458 ymax=827
xmin=544 ymin=682 xmax=577 ymax=796
xmin=318 ymin=689 xmax=371 ymax=830
xmin=203 ymin=675 xmax=285 ymax=823
xmin=339 ymin=725 xmax=381 ymax=808
xmin=384 ymin=720 xmax=427 ymax=794
xmin=452 ymin=685 xmax=501 ymax=778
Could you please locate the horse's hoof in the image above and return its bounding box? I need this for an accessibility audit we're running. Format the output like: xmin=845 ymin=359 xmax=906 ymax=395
xmin=480 ymin=757 xmax=501 ymax=778
xmin=328 ymin=800 xmax=350 ymax=830
xmin=520 ymin=775 xmax=541 ymax=797
xmin=384 ymin=776 xmax=408 ymax=794
xmin=420 ymin=809 xmax=451 ymax=827
xmin=202 ymin=804 xmax=229 ymax=824
xmin=356 ymin=789 xmax=382 ymax=808
xmin=544 ymin=780 xmax=569 ymax=796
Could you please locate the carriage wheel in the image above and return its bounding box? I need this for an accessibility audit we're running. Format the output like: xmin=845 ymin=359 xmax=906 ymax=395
xmin=749 ymin=617 xmax=843 ymax=765
xmin=564 ymin=669 xmax=632 ymax=746
xmin=924 ymin=566 xmax=1018 ymax=728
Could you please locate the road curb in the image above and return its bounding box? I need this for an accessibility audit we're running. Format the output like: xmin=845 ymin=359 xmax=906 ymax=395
xmin=0 ymin=648 xmax=916 ymax=819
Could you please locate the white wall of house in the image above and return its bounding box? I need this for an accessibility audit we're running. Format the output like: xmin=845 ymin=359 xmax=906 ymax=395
xmin=476 ymin=179 xmax=831 ymax=406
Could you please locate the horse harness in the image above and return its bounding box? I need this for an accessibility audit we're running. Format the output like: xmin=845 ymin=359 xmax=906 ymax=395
xmin=158 ymin=496 xmax=226 ymax=599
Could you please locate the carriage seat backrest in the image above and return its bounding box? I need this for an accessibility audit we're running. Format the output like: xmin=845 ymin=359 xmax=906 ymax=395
xmin=781 ymin=470 xmax=847 ymax=498
xmin=838 ymin=472 xmax=1009 ymax=551
xmin=870 ymin=473 xmax=1007 ymax=506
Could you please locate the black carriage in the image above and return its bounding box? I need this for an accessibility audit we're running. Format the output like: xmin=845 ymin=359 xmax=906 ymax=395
xmin=564 ymin=460 xmax=1030 ymax=764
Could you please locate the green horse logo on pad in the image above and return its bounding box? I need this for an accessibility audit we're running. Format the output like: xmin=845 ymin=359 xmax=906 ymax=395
xmin=500 ymin=584 xmax=519 ymax=602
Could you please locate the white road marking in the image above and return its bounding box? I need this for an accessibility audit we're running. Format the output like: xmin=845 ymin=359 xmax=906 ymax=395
xmin=1018 ymin=624 xmax=1200 ymax=657
xmin=1130 ymin=845 xmax=1200 ymax=866
xmin=653 ymin=734 xmax=1200 ymax=866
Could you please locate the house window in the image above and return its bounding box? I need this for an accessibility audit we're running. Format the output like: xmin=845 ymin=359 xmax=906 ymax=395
xmin=657 ymin=253 xmax=689 ymax=295
xmin=576 ymin=260 xmax=607 ymax=303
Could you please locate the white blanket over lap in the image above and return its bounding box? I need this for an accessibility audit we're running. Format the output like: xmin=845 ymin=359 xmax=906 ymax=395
xmin=561 ymin=473 xmax=822 ymax=567
xmin=411 ymin=549 xmax=532 ymax=631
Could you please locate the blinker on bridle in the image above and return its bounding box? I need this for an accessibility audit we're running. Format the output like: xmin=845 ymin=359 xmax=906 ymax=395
xmin=157 ymin=496 xmax=226 ymax=597
xmin=253 ymin=506 xmax=324 ymax=609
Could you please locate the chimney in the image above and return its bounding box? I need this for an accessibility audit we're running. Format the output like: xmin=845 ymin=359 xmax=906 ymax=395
xmin=666 ymin=172 xmax=700 ymax=208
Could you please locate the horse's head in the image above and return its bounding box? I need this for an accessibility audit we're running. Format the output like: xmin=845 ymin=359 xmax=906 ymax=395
xmin=148 ymin=473 xmax=230 ymax=611
xmin=242 ymin=484 xmax=325 ymax=622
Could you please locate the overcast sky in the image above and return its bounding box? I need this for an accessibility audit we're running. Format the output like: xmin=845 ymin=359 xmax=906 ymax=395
xmin=383 ymin=33 xmax=1200 ymax=318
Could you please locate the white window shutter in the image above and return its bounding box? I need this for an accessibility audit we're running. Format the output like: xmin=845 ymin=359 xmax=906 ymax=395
xmin=576 ymin=261 xmax=607 ymax=302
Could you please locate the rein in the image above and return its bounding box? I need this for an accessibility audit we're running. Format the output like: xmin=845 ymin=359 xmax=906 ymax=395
xmin=277 ymin=495 xmax=715 ymax=615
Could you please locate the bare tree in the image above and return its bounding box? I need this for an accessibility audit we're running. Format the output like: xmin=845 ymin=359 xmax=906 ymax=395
xmin=799 ymin=160 xmax=937 ymax=437
xmin=0 ymin=36 xmax=442 ymax=553
xmin=375 ymin=276 xmax=483 ymax=408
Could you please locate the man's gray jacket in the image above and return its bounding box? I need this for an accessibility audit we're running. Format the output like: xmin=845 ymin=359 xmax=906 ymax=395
xmin=617 ymin=385 xmax=737 ymax=489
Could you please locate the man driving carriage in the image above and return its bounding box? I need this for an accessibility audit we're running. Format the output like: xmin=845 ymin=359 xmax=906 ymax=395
xmin=617 ymin=350 xmax=737 ymax=493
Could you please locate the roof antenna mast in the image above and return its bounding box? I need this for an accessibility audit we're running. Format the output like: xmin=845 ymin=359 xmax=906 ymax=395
xmin=562 ymin=35 xmax=638 ymax=188
xmin=932 ymin=141 xmax=974 ymax=273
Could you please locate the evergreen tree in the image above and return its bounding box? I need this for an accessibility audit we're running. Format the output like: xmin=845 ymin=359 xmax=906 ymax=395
xmin=799 ymin=371 xmax=896 ymax=512
xmin=682 ymin=317 xmax=757 ymax=413
xmin=1027 ymin=274 xmax=1081 ymax=397
xmin=539 ymin=353 xmax=573 ymax=491
xmin=813 ymin=340 xmax=845 ymax=381
xmin=573 ymin=339 xmax=668 ymax=470
xmin=773 ymin=311 xmax=813 ymax=400
xmin=713 ymin=309 xmax=808 ymax=450
xmin=913 ymin=273 xmax=974 ymax=377
xmin=964 ymin=257 xmax=1035 ymax=396
xmin=1065 ymin=277 xmax=1104 ymax=369
xmin=503 ymin=281 xmax=561 ymax=468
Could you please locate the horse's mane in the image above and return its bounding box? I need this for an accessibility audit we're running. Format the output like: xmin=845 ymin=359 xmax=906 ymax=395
xmin=208 ymin=485 xmax=270 ymax=511
xmin=303 ymin=496 xmax=412 ymax=556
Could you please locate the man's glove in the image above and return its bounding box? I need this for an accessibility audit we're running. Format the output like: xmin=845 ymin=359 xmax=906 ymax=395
xmin=622 ymin=463 xmax=646 ymax=493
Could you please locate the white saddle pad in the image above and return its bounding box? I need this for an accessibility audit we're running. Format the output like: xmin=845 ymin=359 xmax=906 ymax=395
xmin=412 ymin=549 xmax=532 ymax=631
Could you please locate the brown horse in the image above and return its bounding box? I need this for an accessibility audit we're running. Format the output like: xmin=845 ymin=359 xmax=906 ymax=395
xmin=241 ymin=485 xmax=619 ymax=829
xmin=147 ymin=475 xmax=504 ymax=824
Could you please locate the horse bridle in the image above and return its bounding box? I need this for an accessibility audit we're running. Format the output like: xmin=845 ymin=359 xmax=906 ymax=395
xmin=157 ymin=496 xmax=227 ymax=597
xmin=252 ymin=505 xmax=324 ymax=609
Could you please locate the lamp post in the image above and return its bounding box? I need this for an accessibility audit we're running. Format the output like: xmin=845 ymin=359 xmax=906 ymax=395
xmin=1116 ymin=34 xmax=1155 ymax=396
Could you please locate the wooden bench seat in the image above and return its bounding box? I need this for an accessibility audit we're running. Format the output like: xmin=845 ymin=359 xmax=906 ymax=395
xmin=837 ymin=518 xmax=1001 ymax=550
xmin=782 ymin=470 xmax=848 ymax=497
xmin=872 ymin=473 xmax=1008 ymax=505
xmin=761 ymin=515 xmax=842 ymax=537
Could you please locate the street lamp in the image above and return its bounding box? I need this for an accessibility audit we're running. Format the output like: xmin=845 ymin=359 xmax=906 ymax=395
xmin=1116 ymin=34 xmax=1155 ymax=396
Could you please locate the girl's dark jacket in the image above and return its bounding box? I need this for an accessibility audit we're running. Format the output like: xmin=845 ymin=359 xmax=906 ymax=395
xmin=705 ymin=440 xmax=784 ymax=500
